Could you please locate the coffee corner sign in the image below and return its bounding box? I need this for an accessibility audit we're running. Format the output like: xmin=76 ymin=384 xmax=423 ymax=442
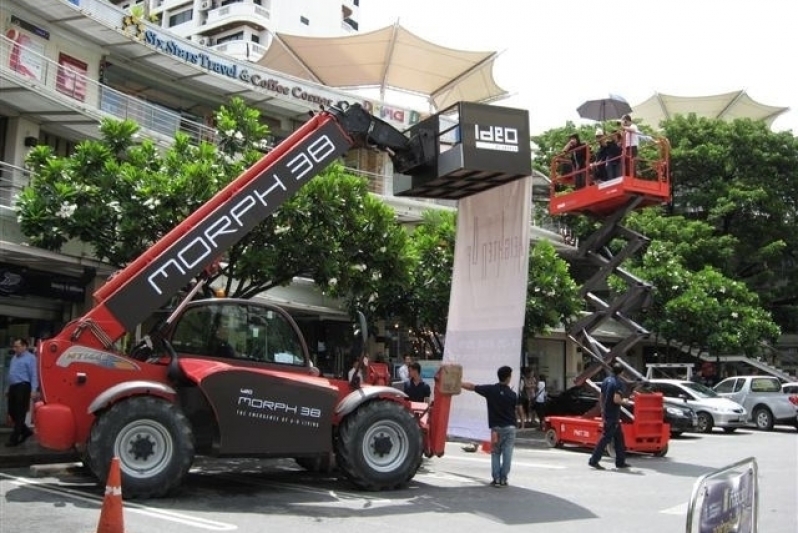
xmin=124 ymin=20 xmax=421 ymax=127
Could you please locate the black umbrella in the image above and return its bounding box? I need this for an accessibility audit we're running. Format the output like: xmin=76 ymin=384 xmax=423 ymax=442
xmin=577 ymin=94 xmax=632 ymax=122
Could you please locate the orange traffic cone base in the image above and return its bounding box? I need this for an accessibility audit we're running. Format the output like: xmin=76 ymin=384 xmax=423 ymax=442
xmin=95 ymin=457 xmax=125 ymax=533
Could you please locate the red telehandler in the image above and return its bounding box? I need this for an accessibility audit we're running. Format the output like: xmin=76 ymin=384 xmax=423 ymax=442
xmin=33 ymin=102 xmax=476 ymax=498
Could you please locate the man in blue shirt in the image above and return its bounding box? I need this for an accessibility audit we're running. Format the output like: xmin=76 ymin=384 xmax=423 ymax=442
xmin=6 ymin=338 xmax=39 ymax=447
xmin=588 ymin=362 xmax=631 ymax=470
xmin=462 ymin=365 xmax=517 ymax=487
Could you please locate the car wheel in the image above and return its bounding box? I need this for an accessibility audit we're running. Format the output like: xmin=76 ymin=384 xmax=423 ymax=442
xmin=544 ymin=428 xmax=562 ymax=448
xmin=87 ymin=397 xmax=195 ymax=499
xmin=753 ymin=407 xmax=774 ymax=431
xmin=696 ymin=412 xmax=714 ymax=433
xmin=336 ymin=400 xmax=422 ymax=491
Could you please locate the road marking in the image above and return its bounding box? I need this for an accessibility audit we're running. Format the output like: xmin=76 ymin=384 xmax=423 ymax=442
xmin=0 ymin=473 xmax=237 ymax=531
xmin=211 ymin=472 xmax=393 ymax=503
xmin=660 ymin=502 xmax=687 ymax=515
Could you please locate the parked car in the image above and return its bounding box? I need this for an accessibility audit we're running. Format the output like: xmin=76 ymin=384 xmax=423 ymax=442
xmin=713 ymin=376 xmax=798 ymax=431
xmin=544 ymin=385 xmax=697 ymax=436
xmin=782 ymin=382 xmax=798 ymax=395
xmin=647 ymin=379 xmax=747 ymax=433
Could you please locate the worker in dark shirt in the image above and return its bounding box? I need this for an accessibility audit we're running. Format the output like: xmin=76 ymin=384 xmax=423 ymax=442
xmin=588 ymin=363 xmax=632 ymax=470
xmin=462 ymin=365 xmax=517 ymax=487
xmin=403 ymin=362 xmax=431 ymax=403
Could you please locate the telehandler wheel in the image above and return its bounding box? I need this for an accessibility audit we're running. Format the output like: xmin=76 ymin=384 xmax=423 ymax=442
xmin=87 ymin=396 xmax=195 ymax=499
xmin=336 ymin=400 xmax=422 ymax=491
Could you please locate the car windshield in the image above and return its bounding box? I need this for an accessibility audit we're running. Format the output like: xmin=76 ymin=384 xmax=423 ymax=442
xmin=680 ymin=381 xmax=719 ymax=398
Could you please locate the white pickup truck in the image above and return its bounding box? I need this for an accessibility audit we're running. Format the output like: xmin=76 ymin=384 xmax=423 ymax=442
xmin=713 ymin=376 xmax=798 ymax=431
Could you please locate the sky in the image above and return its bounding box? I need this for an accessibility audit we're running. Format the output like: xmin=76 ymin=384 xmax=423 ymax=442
xmin=357 ymin=0 xmax=797 ymax=135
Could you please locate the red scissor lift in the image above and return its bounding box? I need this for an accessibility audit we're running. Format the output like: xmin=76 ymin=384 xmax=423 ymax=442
xmin=543 ymin=134 xmax=672 ymax=457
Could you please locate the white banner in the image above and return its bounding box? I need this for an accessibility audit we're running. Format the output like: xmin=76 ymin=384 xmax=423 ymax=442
xmin=443 ymin=178 xmax=532 ymax=441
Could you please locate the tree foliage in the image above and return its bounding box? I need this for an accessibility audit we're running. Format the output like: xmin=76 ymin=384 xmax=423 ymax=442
xmin=617 ymin=211 xmax=781 ymax=355
xmin=16 ymin=97 xmax=408 ymax=320
xmin=661 ymin=115 xmax=798 ymax=331
xmin=525 ymin=239 xmax=582 ymax=338
xmin=396 ymin=210 xmax=456 ymax=356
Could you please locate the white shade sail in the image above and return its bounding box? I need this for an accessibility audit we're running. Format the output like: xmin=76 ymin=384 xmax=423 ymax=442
xmin=632 ymin=91 xmax=788 ymax=129
xmin=256 ymin=23 xmax=508 ymax=110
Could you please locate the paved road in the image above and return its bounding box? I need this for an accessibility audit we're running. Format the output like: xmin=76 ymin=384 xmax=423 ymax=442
xmin=1 ymin=428 xmax=795 ymax=533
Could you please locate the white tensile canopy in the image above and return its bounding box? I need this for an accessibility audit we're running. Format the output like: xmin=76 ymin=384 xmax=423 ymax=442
xmin=255 ymin=23 xmax=508 ymax=111
xmin=632 ymin=90 xmax=789 ymax=128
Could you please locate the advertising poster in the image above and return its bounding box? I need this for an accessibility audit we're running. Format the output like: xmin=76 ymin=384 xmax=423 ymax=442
xmin=695 ymin=468 xmax=755 ymax=533
xmin=6 ymin=27 xmax=45 ymax=82
xmin=56 ymin=53 xmax=88 ymax=101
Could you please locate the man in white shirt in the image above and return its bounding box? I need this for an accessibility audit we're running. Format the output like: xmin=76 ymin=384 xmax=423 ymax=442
xmin=620 ymin=114 xmax=640 ymax=176
xmin=397 ymin=354 xmax=412 ymax=383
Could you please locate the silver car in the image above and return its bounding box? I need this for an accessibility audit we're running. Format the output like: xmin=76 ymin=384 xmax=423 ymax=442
xmin=648 ymin=379 xmax=747 ymax=433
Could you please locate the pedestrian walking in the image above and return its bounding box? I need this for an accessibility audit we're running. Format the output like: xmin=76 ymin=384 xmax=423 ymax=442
xmin=461 ymin=365 xmax=518 ymax=487
xmin=5 ymin=338 xmax=39 ymax=447
xmin=588 ymin=363 xmax=632 ymax=470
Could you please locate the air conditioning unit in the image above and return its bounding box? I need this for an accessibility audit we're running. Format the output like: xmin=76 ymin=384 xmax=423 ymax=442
xmin=198 ymin=37 xmax=210 ymax=46
xmin=200 ymin=0 xmax=212 ymax=10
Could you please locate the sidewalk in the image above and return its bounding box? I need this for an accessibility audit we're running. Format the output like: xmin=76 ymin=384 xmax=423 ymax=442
xmin=0 ymin=427 xmax=549 ymax=469
xmin=0 ymin=428 xmax=79 ymax=468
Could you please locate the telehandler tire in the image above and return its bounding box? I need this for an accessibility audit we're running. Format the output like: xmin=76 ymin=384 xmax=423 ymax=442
xmin=87 ymin=396 xmax=195 ymax=499
xmin=336 ymin=400 xmax=422 ymax=491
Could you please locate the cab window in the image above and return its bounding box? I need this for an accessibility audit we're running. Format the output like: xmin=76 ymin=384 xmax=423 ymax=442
xmin=171 ymin=303 xmax=306 ymax=367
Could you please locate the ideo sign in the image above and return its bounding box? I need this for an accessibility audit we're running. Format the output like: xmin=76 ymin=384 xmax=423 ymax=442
xmin=459 ymin=102 xmax=532 ymax=176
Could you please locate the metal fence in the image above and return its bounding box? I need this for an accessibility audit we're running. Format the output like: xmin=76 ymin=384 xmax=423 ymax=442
xmin=0 ymin=33 xmax=216 ymax=144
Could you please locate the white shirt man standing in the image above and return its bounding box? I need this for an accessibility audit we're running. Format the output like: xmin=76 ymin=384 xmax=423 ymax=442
xmin=397 ymin=354 xmax=412 ymax=383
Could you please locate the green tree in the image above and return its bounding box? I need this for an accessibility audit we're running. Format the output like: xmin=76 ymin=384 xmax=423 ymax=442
xmin=662 ymin=115 xmax=798 ymax=331
xmin=397 ymin=209 xmax=456 ymax=356
xmin=16 ymin=98 xmax=409 ymax=319
xmin=617 ymin=209 xmax=781 ymax=355
xmin=525 ymin=239 xmax=582 ymax=338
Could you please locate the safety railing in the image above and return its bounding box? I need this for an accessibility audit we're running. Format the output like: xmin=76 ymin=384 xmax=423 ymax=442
xmin=0 ymin=161 xmax=29 ymax=209
xmin=0 ymin=33 xmax=216 ymax=144
xmin=549 ymin=131 xmax=670 ymax=196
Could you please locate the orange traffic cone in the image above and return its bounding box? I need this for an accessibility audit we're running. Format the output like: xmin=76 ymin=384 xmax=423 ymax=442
xmin=96 ymin=457 xmax=125 ymax=533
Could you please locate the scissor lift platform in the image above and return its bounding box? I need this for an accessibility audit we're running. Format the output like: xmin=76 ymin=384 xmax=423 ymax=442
xmin=543 ymin=392 xmax=670 ymax=457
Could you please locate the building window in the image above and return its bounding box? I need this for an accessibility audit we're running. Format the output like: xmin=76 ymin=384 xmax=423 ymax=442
xmin=300 ymin=16 xmax=309 ymax=25
xmin=216 ymin=32 xmax=244 ymax=44
xmin=353 ymin=0 xmax=359 ymax=5
xmin=251 ymin=35 xmax=260 ymax=44
xmin=168 ymin=9 xmax=193 ymax=27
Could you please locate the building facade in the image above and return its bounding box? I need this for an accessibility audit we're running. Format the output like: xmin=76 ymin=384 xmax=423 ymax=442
xmin=112 ymin=0 xmax=360 ymax=62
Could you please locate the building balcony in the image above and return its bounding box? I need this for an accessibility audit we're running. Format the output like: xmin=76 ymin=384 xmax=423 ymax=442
xmin=0 ymin=33 xmax=216 ymax=145
xmin=211 ymin=39 xmax=268 ymax=62
xmin=203 ymin=2 xmax=271 ymax=32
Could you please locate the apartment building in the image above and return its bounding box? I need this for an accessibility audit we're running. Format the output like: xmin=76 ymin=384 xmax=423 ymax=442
xmin=111 ymin=0 xmax=360 ymax=61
